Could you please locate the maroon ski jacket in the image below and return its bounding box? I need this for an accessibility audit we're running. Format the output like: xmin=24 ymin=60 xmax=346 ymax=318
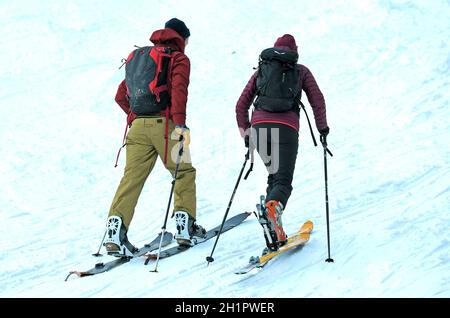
xmin=235 ymin=34 xmax=328 ymax=136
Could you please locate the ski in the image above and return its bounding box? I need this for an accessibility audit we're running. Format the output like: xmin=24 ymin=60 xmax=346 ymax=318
xmin=65 ymin=232 xmax=173 ymax=281
xmin=145 ymin=212 xmax=251 ymax=264
xmin=235 ymin=220 xmax=313 ymax=275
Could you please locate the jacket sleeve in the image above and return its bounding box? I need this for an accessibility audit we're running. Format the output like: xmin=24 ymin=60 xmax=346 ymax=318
xmin=170 ymin=53 xmax=190 ymax=126
xmin=115 ymin=80 xmax=131 ymax=114
xmin=301 ymin=66 xmax=328 ymax=131
xmin=235 ymin=72 xmax=257 ymax=136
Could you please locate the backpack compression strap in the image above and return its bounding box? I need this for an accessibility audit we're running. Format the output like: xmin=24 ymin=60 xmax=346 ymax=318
xmin=157 ymin=48 xmax=176 ymax=165
xmin=149 ymin=47 xmax=173 ymax=102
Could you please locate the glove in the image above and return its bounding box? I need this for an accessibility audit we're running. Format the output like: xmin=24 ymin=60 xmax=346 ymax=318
xmin=174 ymin=125 xmax=190 ymax=147
xmin=244 ymin=135 xmax=250 ymax=148
xmin=319 ymin=127 xmax=330 ymax=145
xmin=319 ymin=127 xmax=330 ymax=137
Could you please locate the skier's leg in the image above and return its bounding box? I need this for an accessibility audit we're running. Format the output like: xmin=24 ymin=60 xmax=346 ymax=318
xmin=253 ymin=123 xmax=298 ymax=249
xmin=109 ymin=119 xmax=158 ymax=229
xmin=150 ymin=118 xmax=204 ymax=244
xmin=150 ymin=118 xmax=196 ymax=218
xmin=265 ymin=124 xmax=299 ymax=208
xmin=253 ymin=124 xmax=274 ymax=200
xmin=266 ymin=173 xmax=275 ymax=199
xmin=264 ymin=126 xmax=297 ymax=247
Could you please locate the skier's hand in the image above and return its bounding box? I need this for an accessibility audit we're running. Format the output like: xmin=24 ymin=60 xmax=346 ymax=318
xmin=319 ymin=127 xmax=329 ymax=137
xmin=175 ymin=125 xmax=190 ymax=147
xmin=319 ymin=127 xmax=330 ymax=146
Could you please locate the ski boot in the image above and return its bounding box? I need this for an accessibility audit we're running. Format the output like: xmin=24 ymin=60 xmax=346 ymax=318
xmin=174 ymin=211 xmax=207 ymax=246
xmin=257 ymin=196 xmax=287 ymax=251
xmin=103 ymin=216 xmax=137 ymax=257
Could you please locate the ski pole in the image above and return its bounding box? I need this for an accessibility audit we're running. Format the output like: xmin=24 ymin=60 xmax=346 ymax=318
xmin=320 ymin=134 xmax=334 ymax=263
xmin=206 ymin=150 xmax=250 ymax=265
xmin=151 ymin=136 xmax=184 ymax=273
xmin=92 ymin=230 xmax=107 ymax=257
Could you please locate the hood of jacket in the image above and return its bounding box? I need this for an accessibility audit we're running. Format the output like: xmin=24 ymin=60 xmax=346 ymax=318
xmin=150 ymin=28 xmax=186 ymax=53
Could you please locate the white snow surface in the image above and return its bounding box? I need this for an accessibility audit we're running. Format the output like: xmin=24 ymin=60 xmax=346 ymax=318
xmin=0 ymin=0 xmax=449 ymax=297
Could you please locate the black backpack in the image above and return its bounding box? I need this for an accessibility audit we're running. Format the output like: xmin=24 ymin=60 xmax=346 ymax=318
xmin=254 ymin=47 xmax=301 ymax=113
xmin=125 ymin=46 xmax=174 ymax=116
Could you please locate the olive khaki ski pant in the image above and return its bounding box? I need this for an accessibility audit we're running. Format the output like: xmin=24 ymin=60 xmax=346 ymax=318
xmin=109 ymin=117 xmax=196 ymax=229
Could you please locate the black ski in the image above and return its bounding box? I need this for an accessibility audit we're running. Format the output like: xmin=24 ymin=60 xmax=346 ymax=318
xmin=65 ymin=232 xmax=173 ymax=280
xmin=145 ymin=212 xmax=251 ymax=264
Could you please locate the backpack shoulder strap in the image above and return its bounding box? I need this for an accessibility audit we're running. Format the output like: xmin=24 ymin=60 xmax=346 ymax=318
xmin=149 ymin=46 xmax=175 ymax=102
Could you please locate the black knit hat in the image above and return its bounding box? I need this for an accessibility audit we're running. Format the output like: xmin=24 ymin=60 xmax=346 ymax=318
xmin=165 ymin=18 xmax=190 ymax=39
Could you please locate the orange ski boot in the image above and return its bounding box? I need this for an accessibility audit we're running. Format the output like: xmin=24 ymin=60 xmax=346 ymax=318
xmin=265 ymin=200 xmax=288 ymax=250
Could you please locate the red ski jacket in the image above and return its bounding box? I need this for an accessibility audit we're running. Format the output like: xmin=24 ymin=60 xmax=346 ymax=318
xmin=115 ymin=28 xmax=190 ymax=126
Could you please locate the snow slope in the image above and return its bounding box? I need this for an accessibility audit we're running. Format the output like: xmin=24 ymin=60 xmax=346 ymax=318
xmin=0 ymin=0 xmax=449 ymax=297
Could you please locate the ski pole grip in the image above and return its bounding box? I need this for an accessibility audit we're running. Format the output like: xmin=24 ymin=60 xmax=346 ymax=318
xmin=320 ymin=134 xmax=327 ymax=146
xmin=320 ymin=135 xmax=333 ymax=157
xmin=177 ymin=135 xmax=184 ymax=156
xmin=244 ymin=162 xmax=253 ymax=180
xmin=243 ymin=148 xmax=253 ymax=180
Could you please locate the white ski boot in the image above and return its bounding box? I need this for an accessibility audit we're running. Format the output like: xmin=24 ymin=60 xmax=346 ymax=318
xmin=103 ymin=216 xmax=137 ymax=257
xmin=174 ymin=211 xmax=207 ymax=246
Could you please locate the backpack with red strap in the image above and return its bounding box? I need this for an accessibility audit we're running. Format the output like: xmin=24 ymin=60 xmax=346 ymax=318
xmin=125 ymin=46 xmax=174 ymax=115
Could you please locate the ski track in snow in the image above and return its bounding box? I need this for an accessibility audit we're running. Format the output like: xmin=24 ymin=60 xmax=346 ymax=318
xmin=0 ymin=0 xmax=449 ymax=297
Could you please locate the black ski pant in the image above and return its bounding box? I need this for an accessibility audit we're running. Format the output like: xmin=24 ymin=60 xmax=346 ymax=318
xmin=251 ymin=123 xmax=299 ymax=208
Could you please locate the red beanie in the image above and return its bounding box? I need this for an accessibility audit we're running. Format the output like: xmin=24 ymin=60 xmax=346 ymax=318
xmin=274 ymin=34 xmax=298 ymax=51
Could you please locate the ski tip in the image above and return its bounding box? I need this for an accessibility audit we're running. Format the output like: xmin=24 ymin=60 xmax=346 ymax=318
xmin=65 ymin=271 xmax=81 ymax=281
xmin=234 ymin=265 xmax=256 ymax=275
xmin=300 ymin=220 xmax=314 ymax=233
xmin=64 ymin=273 xmax=73 ymax=281
xmin=234 ymin=268 xmax=249 ymax=275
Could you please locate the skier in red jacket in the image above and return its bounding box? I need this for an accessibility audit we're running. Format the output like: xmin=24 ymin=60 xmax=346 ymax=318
xmin=105 ymin=19 xmax=206 ymax=256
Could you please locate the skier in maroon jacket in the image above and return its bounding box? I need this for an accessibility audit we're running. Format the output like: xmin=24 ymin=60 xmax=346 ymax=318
xmin=235 ymin=34 xmax=329 ymax=250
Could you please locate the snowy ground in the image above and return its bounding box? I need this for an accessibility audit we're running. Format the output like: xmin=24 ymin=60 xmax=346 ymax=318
xmin=0 ymin=0 xmax=449 ymax=297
